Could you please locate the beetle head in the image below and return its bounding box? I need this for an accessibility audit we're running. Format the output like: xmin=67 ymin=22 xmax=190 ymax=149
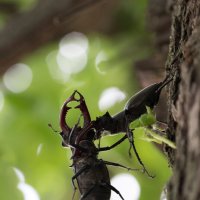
xmin=78 ymin=140 xmax=98 ymax=156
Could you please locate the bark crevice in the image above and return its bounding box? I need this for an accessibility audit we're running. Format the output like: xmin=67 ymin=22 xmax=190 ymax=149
xmin=166 ymin=1 xmax=200 ymax=199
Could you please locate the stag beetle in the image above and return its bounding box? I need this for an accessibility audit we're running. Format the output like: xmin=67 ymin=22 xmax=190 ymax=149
xmin=59 ymin=91 xmax=141 ymax=200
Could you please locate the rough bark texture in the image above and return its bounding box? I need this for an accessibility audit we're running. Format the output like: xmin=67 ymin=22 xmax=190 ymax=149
xmin=166 ymin=0 xmax=200 ymax=199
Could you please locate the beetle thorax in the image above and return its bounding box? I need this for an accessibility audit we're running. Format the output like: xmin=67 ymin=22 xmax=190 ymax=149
xmin=79 ymin=140 xmax=98 ymax=156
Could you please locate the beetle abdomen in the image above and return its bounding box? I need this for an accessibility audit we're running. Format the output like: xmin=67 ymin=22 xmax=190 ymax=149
xmin=75 ymin=158 xmax=111 ymax=200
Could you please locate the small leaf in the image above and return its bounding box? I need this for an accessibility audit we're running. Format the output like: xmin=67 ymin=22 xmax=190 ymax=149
xmin=140 ymin=113 xmax=156 ymax=126
xmin=130 ymin=106 xmax=156 ymax=128
xmin=140 ymin=136 xmax=163 ymax=144
xmin=145 ymin=128 xmax=176 ymax=149
xmin=146 ymin=106 xmax=153 ymax=115
xmin=129 ymin=119 xmax=142 ymax=129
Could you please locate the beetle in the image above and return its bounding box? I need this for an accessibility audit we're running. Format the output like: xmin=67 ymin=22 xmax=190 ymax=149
xmin=59 ymin=91 xmax=141 ymax=200
xmin=57 ymin=75 xmax=172 ymax=183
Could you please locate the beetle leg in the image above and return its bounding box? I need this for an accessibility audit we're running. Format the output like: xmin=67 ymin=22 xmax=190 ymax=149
xmin=80 ymin=182 xmax=118 ymax=200
xmin=124 ymin=117 xmax=134 ymax=157
xmin=103 ymin=160 xmax=142 ymax=172
xmin=71 ymin=182 xmax=77 ymax=200
xmin=124 ymin=118 xmax=154 ymax=177
xmin=71 ymin=165 xmax=91 ymax=199
xmin=127 ymin=128 xmax=155 ymax=178
xmin=100 ymin=182 xmax=124 ymax=200
xmin=98 ymin=135 xmax=127 ymax=151
xmin=80 ymin=182 xmax=111 ymax=200
xmin=80 ymin=184 xmax=97 ymax=200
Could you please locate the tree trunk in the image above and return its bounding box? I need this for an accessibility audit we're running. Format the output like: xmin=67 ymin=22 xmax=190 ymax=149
xmin=165 ymin=0 xmax=200 ymax=199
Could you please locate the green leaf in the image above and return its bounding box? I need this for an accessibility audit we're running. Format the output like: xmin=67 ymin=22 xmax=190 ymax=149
xmin=145 ymin=128 xmax=176 ymax=149
xmin=130 ymin=107 xmax=156 ymax=129
xmin=139 ymin=113 xmax=156 ymax=126
xmin=130 ymin=119 xmax=142 ymax=129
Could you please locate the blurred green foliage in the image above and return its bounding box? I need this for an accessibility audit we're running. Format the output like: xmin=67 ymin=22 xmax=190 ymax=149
xmin=0 ymin=0 xmax=171 ymax=200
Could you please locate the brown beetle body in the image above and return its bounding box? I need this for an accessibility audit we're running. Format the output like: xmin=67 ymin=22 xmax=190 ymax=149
xmin=72 ymin=141 xmax=110 ymax=200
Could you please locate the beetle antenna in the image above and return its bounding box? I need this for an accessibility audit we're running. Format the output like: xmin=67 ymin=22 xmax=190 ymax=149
xmin=48 ymin=123 xmax=59 ymax=133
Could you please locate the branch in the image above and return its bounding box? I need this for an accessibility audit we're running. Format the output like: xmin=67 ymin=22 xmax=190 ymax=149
xmin=0 ymin=0 xmax=107 ymax=75
xmin=0 ymin=2 xmax=18 ymax=14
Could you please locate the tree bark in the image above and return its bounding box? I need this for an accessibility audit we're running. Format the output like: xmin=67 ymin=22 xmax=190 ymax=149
xmin=165 ymin=0 xmax=200 ymax=199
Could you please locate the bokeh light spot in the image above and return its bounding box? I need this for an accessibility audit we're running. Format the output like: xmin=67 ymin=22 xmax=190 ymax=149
xmin=160 ymin=187 xmax=167 ymax=200
xmin=98 ymin=87 xmax=126 ymax=111
xmin=13 ymin=167 xmax=40 ymax=200
xmin=57 ymin=32 xmax=88 ymax=75
xmin=3 ymin=63 xmax=32 ymax=93
xmin=18 ymin=183 xmax=40 ymax=200
xmin=0 ymin=91 xmax=4 ymax=111
xmin=36 ymin=143 xmax=43 ymax=156
xmin=59 ymin=32 xmax=88 ymax=57
xmin=95 ymin=51 xmax=108 ymax=74
xmin=13 ymin=167 xmax=25 ymax=182
xmin=46 ymin=50 xmax=70 ymax=83
xmin=111 ymin=173 xmax=141 ymax=200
